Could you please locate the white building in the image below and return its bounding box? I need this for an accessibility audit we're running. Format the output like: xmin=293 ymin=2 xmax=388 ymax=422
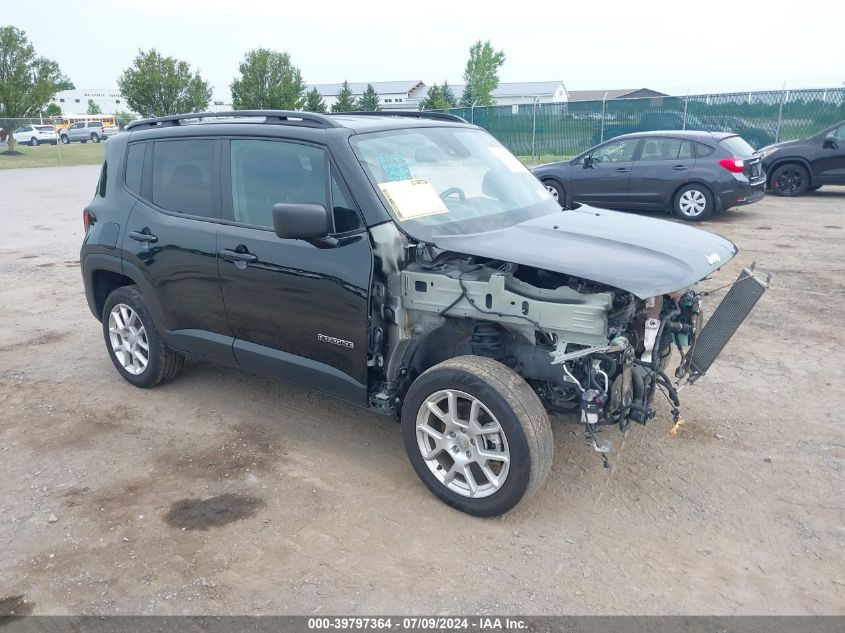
xmin=413 ymin=81 xmax=568 ymax=108
xmin=51 ymin=88 xmax=128 ymax=114
xmin=308 ymin=80 xmax=427 ymax=111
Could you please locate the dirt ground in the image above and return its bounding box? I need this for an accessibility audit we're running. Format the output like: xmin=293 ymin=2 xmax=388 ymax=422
xmin=0 ymin=165 xmax=843 ymax=616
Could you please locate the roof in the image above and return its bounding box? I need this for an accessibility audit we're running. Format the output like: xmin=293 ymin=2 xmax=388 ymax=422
xmin=309 ymin=81 xmax=424 ymax=96
xmin=568 ymin=88 xmax=668 ymax=101
xmin=124 ymin=110 xmax=471 ymax=135
xmin=612 ymin=129 xmax=735 ymax=142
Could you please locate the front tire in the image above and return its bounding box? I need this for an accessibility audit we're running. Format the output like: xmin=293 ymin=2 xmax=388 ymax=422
xmin=102 ymin=286 xmax=184 ymax=388
xmin=674 ymin=184 xmax=714 ymax=221
xmin=543 ymin=179 xmax=566 ymax=207
xmin=30 ymin=137 xmax=39 ymax=147
xmin=770 ymin=163 xmax=809 ymax=196
xmin=60 ymin=135 xmax=70 ymax=145
xmin=401 ymin=356 xmax=553 ymax=517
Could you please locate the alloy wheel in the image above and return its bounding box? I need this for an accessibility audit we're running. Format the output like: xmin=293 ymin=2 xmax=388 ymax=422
xmin=774 ymin=169 xmax=803 ymax=194
xmin=415 ymin=389 xmax=510 ymax=499
xmin=108 ymin=303 xmax=149 ymax=375
xmin=545 ymin=184 xmax=559 ymax=202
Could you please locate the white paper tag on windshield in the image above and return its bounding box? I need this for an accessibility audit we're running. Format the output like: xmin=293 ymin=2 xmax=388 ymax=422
xmin=489 ymin=146 xmax=526 ymax=173
xmin=378 ymin=179 xmax=449 ymax=221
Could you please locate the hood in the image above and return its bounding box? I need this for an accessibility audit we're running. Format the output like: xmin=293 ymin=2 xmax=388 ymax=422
xmin=431 ymin=205 xmax=738 ymax=298
xmin=760 ymin=138 xmax=801 ymax=153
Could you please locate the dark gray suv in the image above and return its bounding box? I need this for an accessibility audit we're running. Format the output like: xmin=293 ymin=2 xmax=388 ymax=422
xmin=533 ymin=131 xmax=766 ymax=221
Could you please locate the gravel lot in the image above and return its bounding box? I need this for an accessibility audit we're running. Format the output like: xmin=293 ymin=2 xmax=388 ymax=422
xmin=1 ymin=165 xmax=843 ymax=616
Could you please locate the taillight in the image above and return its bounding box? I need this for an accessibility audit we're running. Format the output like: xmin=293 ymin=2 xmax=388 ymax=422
xmin=719 ymin=158 xmax=745 ymax=173
xmin=83 ymin=210 xmax=94 ymax=233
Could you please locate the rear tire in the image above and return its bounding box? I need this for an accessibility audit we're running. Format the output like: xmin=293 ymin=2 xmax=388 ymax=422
xmin=102 ymin=286 xmax=184 ymax=388
xmin=543 ymin=179 xmax=566 ymax=207
xmin=91 ymin=133 xmax=101 ymax=143
xmin=770 ymin=163 xmax=809 ymax=197
xmin=673 ymin=184 xmax=714 ymax=221
xmin=401 ymin=356 xmax=553 ymax=517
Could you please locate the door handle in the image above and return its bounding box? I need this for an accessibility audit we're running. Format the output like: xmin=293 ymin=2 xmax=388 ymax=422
xmin=220 ymin=248 xmax=258 ymax=263
xmin=129 ymin=229 xmax=158 ymax=243
xmin=615 ymin=167 xmax=630 ymax=173
xmin=673 ymin=164 xmax=689 ymax=171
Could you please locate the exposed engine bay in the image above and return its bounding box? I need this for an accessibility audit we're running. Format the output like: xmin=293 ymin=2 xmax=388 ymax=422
xmin=368 ymin=222 xmax=770 ymax=460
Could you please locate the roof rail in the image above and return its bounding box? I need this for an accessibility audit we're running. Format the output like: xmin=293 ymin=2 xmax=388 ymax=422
xmin=331 ymin=110 xmax=469 ymax=124
xmin=125 ymin=110 xmax=341 ymax=131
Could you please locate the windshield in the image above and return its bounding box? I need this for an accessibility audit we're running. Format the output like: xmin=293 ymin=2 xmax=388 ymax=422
xmin=350 ymin=127 xmax=559 ymax=242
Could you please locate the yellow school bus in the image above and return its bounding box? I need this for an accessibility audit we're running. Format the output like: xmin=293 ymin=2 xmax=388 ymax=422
xmin=50 ymin=114 xmax=118 ymax=134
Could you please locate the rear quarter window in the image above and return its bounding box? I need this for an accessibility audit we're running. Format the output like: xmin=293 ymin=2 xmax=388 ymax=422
xmin=125 ymin=143 xmax=145 ymax=195
xmin=695 ymin=143 xmax=715 ymax=158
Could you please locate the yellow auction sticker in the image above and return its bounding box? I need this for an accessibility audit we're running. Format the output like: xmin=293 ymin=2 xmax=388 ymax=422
xmin=378 ymin=179 xmax=449 ymax=221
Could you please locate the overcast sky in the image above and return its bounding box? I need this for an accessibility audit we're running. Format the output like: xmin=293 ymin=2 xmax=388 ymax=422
xmin=16 ymin=0 xmax=845 ymax=100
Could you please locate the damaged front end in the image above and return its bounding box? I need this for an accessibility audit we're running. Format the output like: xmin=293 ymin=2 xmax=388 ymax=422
xmin=370 ymin=223 xmax=770 ymax=461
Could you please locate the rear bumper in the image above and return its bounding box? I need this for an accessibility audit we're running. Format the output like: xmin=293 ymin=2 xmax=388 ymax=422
xmin=718 ymin=178 xmax=766 ymax=210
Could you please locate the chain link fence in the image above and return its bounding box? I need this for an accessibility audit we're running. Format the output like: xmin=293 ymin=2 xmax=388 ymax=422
xmin=444 ymin=87 xmax=845 ymax=159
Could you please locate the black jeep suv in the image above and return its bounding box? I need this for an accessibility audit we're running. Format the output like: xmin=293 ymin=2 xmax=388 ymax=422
xmin=760 ymin=120 xmax=845 ymax=196
xmin=81 ymin=110 xmax=767 ymax=516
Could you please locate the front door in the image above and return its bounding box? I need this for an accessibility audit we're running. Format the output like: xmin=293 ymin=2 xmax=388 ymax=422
xmin=569 ymin=137 xmax=641 ymax=207
xmin=815 ymin=124 xmax=845 ymax=185
xmin=628 ymin=136 xmax=695 ymax=207
xmin=121 ymin=138 xmax=234 ymax=363
xmin=216 ymin=138 xmax=372 ymax=404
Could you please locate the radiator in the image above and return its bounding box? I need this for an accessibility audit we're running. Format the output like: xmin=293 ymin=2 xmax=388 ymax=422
xmin=687 ymin=265 xmax=770 ymax=382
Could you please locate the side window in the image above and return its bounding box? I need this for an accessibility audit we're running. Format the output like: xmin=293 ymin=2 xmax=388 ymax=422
xmin=125 ymin=143 xmax=145 ymax=195
xmin=695 ymin=143 xmax=715 ymax=158
xmin=593 ymin=138 xmax=639 ymax=163
xmin=151 ymin=139 xmax=215 ymax=217
xmin=230 ymin=139 xmax=328 ymax=229
xmin=832 ymin=125 xmax=845 ymax=141
xmin=638 ymin=138 xmax=694 ymax=161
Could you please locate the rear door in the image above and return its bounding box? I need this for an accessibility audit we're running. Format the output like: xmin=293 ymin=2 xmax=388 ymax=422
xmin=815 ymin=123 xmax=845 ymax=184
xmin=628 ymin=136 xmax=695 ymax=207
xmin=120 ymin=138 xmax=234 ymax=363
xmin=216 ymin=137 xmax=372 ymax=404
xmin=568 ymin=137 xmax=641 ymax=207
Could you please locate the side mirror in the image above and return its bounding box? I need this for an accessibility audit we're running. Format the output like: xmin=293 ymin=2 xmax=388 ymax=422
xmin=272 ymin=203 xmax=331 ymax=244
xmin=583 ymin=155 xmax=594 ymax=169
xmin=823 ymin=135 xmax=838 ymax=150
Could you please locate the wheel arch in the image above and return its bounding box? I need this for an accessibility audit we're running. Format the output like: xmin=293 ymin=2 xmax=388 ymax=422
xmin=539 ymin=176 xmax=568 ymax=207
xmin=765 ymin=157 xmax=814 ymax=187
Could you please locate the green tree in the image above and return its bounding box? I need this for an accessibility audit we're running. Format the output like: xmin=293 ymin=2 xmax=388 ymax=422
xmin=115 ymin=109 xmax=135 ymax=130
xmin=303 ymin=87 xmax=327 ymax=113
xmin=419 ymin=82 xmax=457 ymax=111
xmin=357 ymin=84 xmax=381 ymax=111
xmin=459 ymin=83 xmax=477 ymax=108
xmin=45 ymin=103 xmax=62 ymax=117
xmin=331 ymin=81 xmax=357 ymax=112
xmin=441 ymin=81 xmax=458 ymax=108
xmin=0 ymin=26 xmax=73 ymax=152
xmin=230 ymin=48 xmax=305 ymax=110
xmin=418 ymin=84 xmax=443 ymax=111
xmin=87 ymin=99 xmax=102 ymax=115
xmin=462 ymin=40 xmax=505 ymax=106
xmin=118 ymin=49 xmax=211 ymax=117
